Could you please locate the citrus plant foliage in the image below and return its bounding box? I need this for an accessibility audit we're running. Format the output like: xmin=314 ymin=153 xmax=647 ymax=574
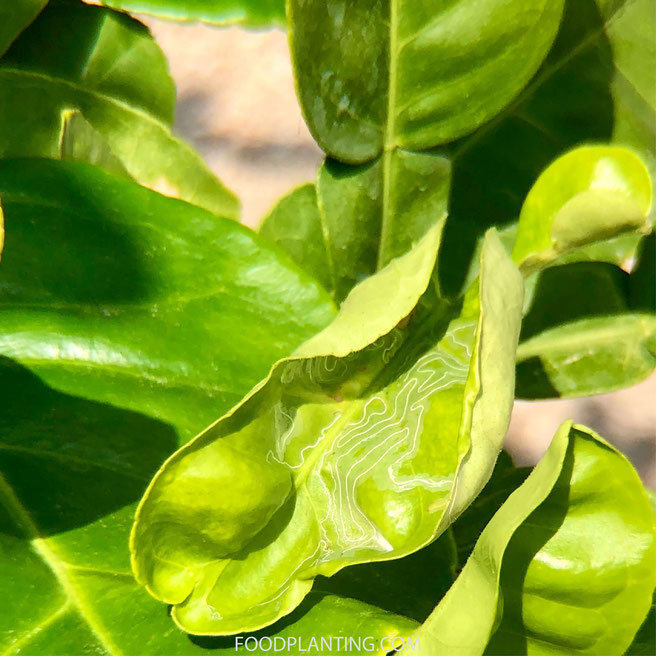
xmin=0 ymin=1 xmax=655 ymax=655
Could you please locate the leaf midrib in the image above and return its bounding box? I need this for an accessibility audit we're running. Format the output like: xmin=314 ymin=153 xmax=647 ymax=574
xmin=516 ymin=314 xmax=656 ymax=360
xmin=0 ymin=472 xmax=122 ymax=656
xmin=0 ymin=67 xmax=169 ymax=133
xmin=376 ymin=0 xmax=399 ymax=271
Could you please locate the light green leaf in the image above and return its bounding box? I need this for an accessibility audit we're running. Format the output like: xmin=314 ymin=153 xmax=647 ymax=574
xmin=438 ymin=0 xmax=656 ymax=297
xmin=59 ymin=110 xmax=132 ymax=179
xmin=0 ymin=158 xmax=338 ymax=654
xmin=0 ymin=0 xmax=46 ymax=57
xmin=289 ymin=0 xmax=564 ymax=163
xmin=0 ymin=1 xmax=238 ymax=218
xmin=516 ymin=258 xmax=656 ymax=398
xmin=84 ymin=0 xmax=286 ymax=28
xmin=131 ymin=225 xmax=523 ymax=635
xmin=403 ymin=422 xmax=656 ymax=656
xmin=512 ymin=146 xmax=652 ymax=273
xmin=450 ymin=451 xmax=530 ymax=566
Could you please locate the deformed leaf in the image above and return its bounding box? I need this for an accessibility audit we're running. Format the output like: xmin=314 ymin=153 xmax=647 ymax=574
xmin=0 ymin=1 xmax=238 ymax=218
xmin=512 ymin=146 xmax=652 ymax=273
xmin=289 ymin=0 xmax=564 ymax=163
xmin=84 ymin=0 xmax=286 ymax=28
xmin=402 ymin=422 xmax=656 ymax=656
xmin=131 ymin=224 xmax=523 ymax=634
xmin=0 ymin=0 xmax=46 ymax=57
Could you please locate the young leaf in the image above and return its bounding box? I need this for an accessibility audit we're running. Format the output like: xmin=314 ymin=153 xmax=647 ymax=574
xmin=288 ymin=0 xmax=564 ymax=163
xmin=0 ymin=0 xmax=47 ymax=57
xmin=438 ymin=0 xmax=656 ymax=296
xmin=516 ymin=259 xmax=656 ymax=398
xmin=131 ymin=224 xmax=523 ymax=634
xmin=512 ymin=146 xmax=652 ymax=273
xmin=402 ymin=422 xmax=656 ymax=655
xmin=0 ymin=453 xmax=414 ymax=656
xmin=84 ymin=0 xmax=286 ymax=28
xmin=0 ymin=158 xmax=335 ymax=442
xmin=0 ymin=1 xmax=238 ymax=218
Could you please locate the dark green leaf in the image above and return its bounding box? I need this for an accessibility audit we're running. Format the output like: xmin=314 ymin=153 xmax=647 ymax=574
xmin=0 ymin=157 xmax=338 ymax=654
xmin=289 ymin=0 xmax=564 ymax=163
xmin=259 ymin=184 xmax=332 ymax=293
xmin=402 ymin=422 xmax=656 ymax=655
xmin=0 ymin=0 xmax=47 ymax=57
xmin=0 ymin=1 xmax=238 ymax=218
xmin=0 ymin=158 xmax=335 ymax=442
xmin=262 ymin=151 xmax=450 ymax=303
xmin=439 ymin=0 xmax=656 ymax=296
xmin=86 ymin=0 xmax=286 ymax=28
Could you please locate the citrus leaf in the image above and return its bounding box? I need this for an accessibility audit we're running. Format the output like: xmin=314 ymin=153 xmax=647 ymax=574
xmin=512 ymin=145 xmax=652 ymax=273
xmin=516 ymin=256 xmax=656 ymax=398
xmin=0 ymin=0 xmax=47 ymax=57
xmin=403 ymin=422 xmax=656 ymax=656
xmin=84 ymin=0 xmax=286 ymax=28
xmin=0 ymin=1 xmax=238 ymax=218
xmin=0 ymin=157 xmax=338 ymax=654
xmin=289 ymin=0 xmax=564 ymax=163
xmin=439 ymin=0 xmax=656 ymax=296
xmin=131 ymin=225 xmax=523 ymax=634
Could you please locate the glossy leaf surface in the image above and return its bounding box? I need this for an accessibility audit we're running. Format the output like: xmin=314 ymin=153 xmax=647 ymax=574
xmin=85 ymin=0 xmax=286 ymax=28
xmin=512 ymin=146 xmax=652 ymax=273
xmin=260 ymin=151 xmax=451 ymax=303
xmin=0 ymin=159 xmax=335 ymax=442
xmin=0 ymin=158 xmax=340 ymax=654
xmin=0 ymin=1 xmax=238 ymax=218
xmin=289 ymin=0 xmax=564 ymax=163
xmin=516 ymin=256 xmax=656 ymax=398
xmin=132 ymin=225 xmax=523 ymax=634
xmin=259 ymin=184 xmax=332 ymax=293
xmin=403 ymin=422 xmax=656 ymax=655
xmin=0 ymin=0 xmax=46 ymax=56
xmin=438 ymin=0 xmax=656 ymax=297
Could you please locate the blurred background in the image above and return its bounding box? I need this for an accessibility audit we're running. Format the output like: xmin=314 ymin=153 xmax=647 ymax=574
xmin=143 ymin=19 xmax=656 ymax=488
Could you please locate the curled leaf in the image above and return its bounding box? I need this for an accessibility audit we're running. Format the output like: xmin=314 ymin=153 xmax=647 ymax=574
xmin=131 ymin=224 xmax=523 ymax=635
xmin=512 ymin=145 xmax=652 ymax=273
xmin=403 ymin=422 xmax=656 ymax=655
